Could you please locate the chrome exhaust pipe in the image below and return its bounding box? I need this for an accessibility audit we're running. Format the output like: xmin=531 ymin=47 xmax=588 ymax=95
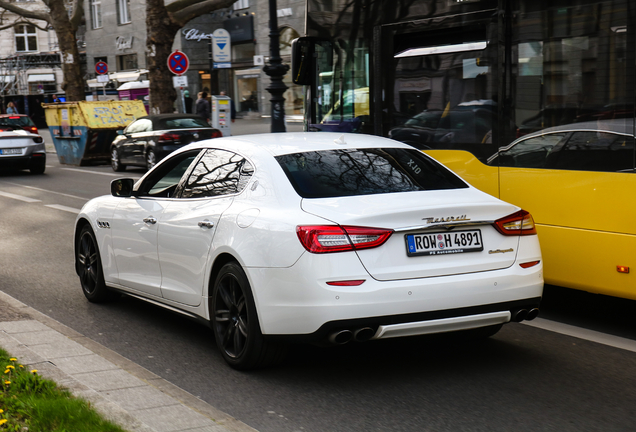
xmin=526 ymin=308 xmax=540 ymax=321
xmin=328 ymin=330 xmax=353 ymax=345
xmin=511 ymin=309 xmax=528 ymax=322
xmin=353 ymin=327 xmax=375 ymax=342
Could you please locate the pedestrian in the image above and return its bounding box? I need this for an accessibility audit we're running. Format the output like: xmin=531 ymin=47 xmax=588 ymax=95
xmin=183 ymin=90 xmax=193 ymax=114
xmin=52 ymin=94 xmax=60 ymax=103
xmin=220 ymin=90 xmax=236 ymax=123
xmin=6 ymin=101 xmax=18 ymax=114
xmin=195 ymin=91 xmax=210 ymax=124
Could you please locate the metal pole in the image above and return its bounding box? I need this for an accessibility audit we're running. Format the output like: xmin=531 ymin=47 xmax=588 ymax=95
xmin=208 ymin=38 xmax=219 ymax=95
xmin=263 ymin=0 xmax=289 ymax=133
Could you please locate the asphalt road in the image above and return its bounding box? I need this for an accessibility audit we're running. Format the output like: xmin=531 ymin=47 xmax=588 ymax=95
xmin=1 ymin=149 xmax=636 ymax=432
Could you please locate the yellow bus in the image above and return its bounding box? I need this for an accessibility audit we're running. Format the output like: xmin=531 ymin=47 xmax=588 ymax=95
xmin=292 ymin=0 xmax=636 ymax=300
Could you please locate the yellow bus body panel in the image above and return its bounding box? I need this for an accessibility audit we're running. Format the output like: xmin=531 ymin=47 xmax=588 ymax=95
xmin=424 ymin=150 xmax=499 ymax=197
xmin=426 ymin=149 xmax=636 ymax=299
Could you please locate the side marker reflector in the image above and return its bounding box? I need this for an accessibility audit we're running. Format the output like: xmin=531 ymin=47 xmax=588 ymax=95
xmin=519 ymin=260 xmax=540 ymax=269
xmin=326 ymin=280 xmax=366 ymax=286
xmin=617 ymin=266 xmax=630 ymax=274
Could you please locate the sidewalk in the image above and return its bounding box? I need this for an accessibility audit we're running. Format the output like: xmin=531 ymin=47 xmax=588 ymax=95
xmin=0 ymin=290 xmax=257 ymax=432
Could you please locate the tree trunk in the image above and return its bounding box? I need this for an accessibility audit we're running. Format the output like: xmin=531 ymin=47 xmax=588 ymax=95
xmin=146 ymin=0 xmax=181 ymax=114
xmin=48 ymin=0 xmax=85 ymax=101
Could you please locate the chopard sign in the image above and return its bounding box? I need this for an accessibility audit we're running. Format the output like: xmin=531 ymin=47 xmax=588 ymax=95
xmin=422 ymin=215 xmax=470 ymax=224
xmin=183 ymin=28 xmax=213 ymax=42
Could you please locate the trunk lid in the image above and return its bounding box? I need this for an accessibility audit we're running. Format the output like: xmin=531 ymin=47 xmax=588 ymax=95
xmin=301 ymin=189 xmax=522 ymax=281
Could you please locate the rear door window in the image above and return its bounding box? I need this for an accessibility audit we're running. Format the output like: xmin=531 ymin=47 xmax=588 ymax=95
xmin=548 ymin=131 xmax=635 ymax=173
xmin=276 ymin=148 xmax=468 ymax=198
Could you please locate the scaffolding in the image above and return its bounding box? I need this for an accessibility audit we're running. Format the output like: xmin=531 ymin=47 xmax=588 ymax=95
xmin=0 ymin=52 xmax=61 ymax=95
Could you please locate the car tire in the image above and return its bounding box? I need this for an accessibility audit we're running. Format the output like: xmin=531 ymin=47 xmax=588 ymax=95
xmin=111 ymin=147 xmax=126 ymax=172
xmin=146 ymin=149 xmax=156 ymax=170
xmin=76 ymin=224 xmax=119 ymax=303
xmin=29 ymin=162 xmax=45 ymax=174
xmin=211 ymin=262 xmax=287 ymax=370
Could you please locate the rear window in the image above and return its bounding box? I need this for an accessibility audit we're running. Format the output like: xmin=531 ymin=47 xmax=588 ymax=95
xmin=276 ymin=148 xmax=468 ymax=198
xmin=155 ymin=117 xmax=209 ymax=130
xmin=0 ymin=116 xmax=35 ymax=127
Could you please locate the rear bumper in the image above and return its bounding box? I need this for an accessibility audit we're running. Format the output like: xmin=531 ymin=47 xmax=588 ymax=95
xmin=247 ymin=251 xmax=544 ymax=336
xmin=0 ymin=152 xmax=46 ymax=170
xmin=265 ymin=298 xmax=540 ymax=344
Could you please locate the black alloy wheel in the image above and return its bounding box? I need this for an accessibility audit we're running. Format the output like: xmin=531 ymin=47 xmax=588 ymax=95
xmin=29 ymin=161 xmax=45 ymax=174
xmin=76 ymin=225 xmax=118 ymax=302
xmin=111 ymin=147 xmax=126 ymax=172
xmin=146 ymin=149 xmax=156 ymax=170
xmin=211 ymin=262 xmax=287 ymax=370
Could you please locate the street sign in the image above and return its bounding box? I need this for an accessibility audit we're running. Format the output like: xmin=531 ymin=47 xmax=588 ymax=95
xmin=96 ymin=74 xmax=109 ymax=83
xmin=173 ymin=76 xmax=188 ymax=87
xmin=95 ymin=61 xmax=108 ymax=75
xmin=212 ymin=29 xmax=231 ymax=63
xmin=167 ymin=50 xmax=189 ymax=75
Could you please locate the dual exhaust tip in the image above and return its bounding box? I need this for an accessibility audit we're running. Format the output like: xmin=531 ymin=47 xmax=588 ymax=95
xmin=327 ymin=308 xmax=540 ymax=344
xmin=511 ymin=307 xmax=540 ymax=322
xmin=328 ymin=327 xmax=375 ymax=345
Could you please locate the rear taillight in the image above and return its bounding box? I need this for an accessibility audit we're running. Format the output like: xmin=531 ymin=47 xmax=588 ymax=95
xmin=210 ymin=130 xmax=223 ymax=138
xmin=158 ymin=132 xmax=181 ymax=143
xmin=297 ymin=225 xmax=393 ymax=253
xmin=29 ymin=127 xmax=38 ymax=134
xmin=493 ymin=210 xmax=537 ymax=236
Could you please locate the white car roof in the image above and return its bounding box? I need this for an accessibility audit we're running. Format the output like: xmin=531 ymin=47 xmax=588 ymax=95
xmin=182 ymin=132 xmax=413 ymax=157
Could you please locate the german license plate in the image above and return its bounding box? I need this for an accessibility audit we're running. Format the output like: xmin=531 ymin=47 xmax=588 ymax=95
xmin=406 ymin=229 xmax=483 ymax=256
xmin=0 ymin=148 xmax=22 ymax=155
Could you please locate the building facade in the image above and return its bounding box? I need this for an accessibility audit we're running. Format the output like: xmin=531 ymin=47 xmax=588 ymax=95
xmin=0 ymin=1 xmax=65 ymax=121
xmin=83 ymin=0 xmax=305 ymax=119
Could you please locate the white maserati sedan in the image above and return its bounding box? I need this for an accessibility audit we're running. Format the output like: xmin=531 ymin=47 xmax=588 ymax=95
xmin=74 ymin=132 xmax=543 ymax=369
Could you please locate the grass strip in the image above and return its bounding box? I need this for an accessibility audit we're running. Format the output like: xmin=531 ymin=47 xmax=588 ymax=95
xmin=0 ymin=347 xmax=126 ymax=431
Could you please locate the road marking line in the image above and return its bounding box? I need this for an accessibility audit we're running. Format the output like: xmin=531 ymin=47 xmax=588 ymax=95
xmin=61 ymin=168 xmax=121 ymax=177
xmin=522 ymin=317 xmax=636 ymax=353
xmin=0 ymin=182 xmax=86 ymax=200
xmin=45 ymin=204 xmax=81 ymax=214
xmin=0 ymin=191 xmax=41 ymax=203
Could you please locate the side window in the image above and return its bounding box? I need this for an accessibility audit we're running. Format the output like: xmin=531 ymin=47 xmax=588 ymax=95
xmin=496 ymin=133 xmax=568 ymax=168
xmin=181 ymin=149 xmax=255 ymax=198
xmin=139 ymin=150 xmax=201 ymax=197
xmin=126 ymin=119 xmax=151 ymax=134
xmin=549 ymin=132 xmax=635 ymax=173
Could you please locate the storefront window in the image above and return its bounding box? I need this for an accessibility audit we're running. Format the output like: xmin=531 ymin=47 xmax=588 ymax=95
xmin=237 ymin=74 xmax=258 ymax=112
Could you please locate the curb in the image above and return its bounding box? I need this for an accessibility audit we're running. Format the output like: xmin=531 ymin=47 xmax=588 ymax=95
xmin=0 ymin=290 xmax=257 ymax=432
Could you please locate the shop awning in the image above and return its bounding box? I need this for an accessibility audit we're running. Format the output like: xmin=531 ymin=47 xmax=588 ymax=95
xmin=28 ymin=73 xmax=55 ymax=82
xmin=109 ymin=69 xmax=148 ymax=82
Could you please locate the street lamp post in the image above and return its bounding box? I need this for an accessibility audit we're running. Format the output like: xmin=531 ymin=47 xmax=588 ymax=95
xmin=263 ymin=0 xmax=289 ymax=132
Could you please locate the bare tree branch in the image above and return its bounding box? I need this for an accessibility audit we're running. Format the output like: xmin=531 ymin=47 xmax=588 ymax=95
xmin=0 ymin=18 xmax=50 ymax=32
xmin=170 ymin=0 xmax=236 ymax=25
xmin=0 ymin=1 xmax=51 ymax=23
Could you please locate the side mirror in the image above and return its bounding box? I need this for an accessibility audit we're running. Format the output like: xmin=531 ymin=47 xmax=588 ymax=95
xmin=111 ymin=178 xmax=135 ymax=197
xmin=117 ymin=129 xmax=124 ymax=135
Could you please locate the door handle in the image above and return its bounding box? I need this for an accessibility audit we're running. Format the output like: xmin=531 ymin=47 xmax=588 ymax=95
xmin=198 ymin=220 xmax=214 ymax=229
xmin=143 ymin=216 xmax=157 ymax=225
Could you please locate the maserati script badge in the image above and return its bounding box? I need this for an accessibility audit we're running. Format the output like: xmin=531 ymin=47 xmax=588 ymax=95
xmin=422 ymin=215 xmax=471 ymax=224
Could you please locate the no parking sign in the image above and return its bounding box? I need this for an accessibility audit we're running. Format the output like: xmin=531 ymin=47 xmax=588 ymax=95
xmin=167 ymin=51 xmax=189 ymax=75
